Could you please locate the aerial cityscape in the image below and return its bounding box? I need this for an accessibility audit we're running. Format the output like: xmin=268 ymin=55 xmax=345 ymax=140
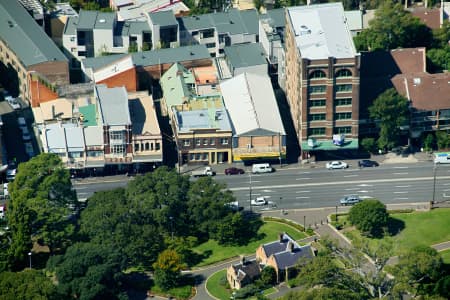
xmin=0 ymin=0 xmax=449 ymax=299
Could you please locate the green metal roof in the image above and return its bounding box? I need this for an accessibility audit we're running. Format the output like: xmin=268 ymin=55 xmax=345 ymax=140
xmin=301 ymin=139 xmax=359 ymax=151
xmin=0 ymin=0 xmax=67 ymax=67
xmin=179 ymin=8 xmax=258 ymax=35
xmin=79 ymin=104 xmax=97 ymax=126
xmin=149 ymin=11 xmax=178 ymax=27
xmin=224 ymin=43 xmax=267 ymax=69
xmin=160 ymin=63 xmax=195 ymax=109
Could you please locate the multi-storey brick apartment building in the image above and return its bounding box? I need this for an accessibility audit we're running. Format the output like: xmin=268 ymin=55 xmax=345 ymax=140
xmin=284 ymin=3 xmax=361 ymax=159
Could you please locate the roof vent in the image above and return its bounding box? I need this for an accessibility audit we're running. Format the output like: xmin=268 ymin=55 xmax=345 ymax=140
xmin=413 ymin=78 xmax=421 ymax=85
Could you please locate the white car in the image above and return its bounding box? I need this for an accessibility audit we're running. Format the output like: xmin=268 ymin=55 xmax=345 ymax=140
xmin=326 ymin=161 xmax=348 ymax=170
xmin=7 ymin=98 xmax=20 ymax=110
xmin=251 ymin=196 xmax=267 ymax=206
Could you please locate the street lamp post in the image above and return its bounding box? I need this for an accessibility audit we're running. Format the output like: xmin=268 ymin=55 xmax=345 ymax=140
xmin=28 ymin=252 xmax=32 ymax=269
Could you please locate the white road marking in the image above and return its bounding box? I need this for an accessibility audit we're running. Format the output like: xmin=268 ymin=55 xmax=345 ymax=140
xmin=262 ymin=189 xmax=273 ymax=193
xmin=393 ymin=172 xmax=408 ymax=175
xmin=299 ymin=172 xmax=311 ymax=174
xmin=345 ymin=188 xmax=359 ymax=191
xmin=344 ymin=175 xmax=358 ymax=178
xmin=358 ymin=190 xmax=370 ymax=193
xmin=358 ymin=184 xmax=373 ymax=187
xmin=296 ymin=177 xmax=311 ymax=180
xmin=443 ymin=189 xmax=450 ymax=192
xmin=395 ymin=185 xmax=411 ymax=188
xmin=443 ymin=183 xmax=450 ymax=186
xmin=295 ymin=196 xmax=310 ymax=199
xmin=394 ymin=197 xmax=409 ymax=200
xmin=394 ymin=166 xmax=409 ymax=169
xmin=394 ymin=191 xmax=408 ymax=194
xmin=360 ymin=196 xmax=373 ymax=199
xmin=248 ymin=180 xmax=261 ymax=183
xmin=75 ymin=187 xmax=88 ymax=190
xmin=295 ymin=190 xmax=310 ymax=193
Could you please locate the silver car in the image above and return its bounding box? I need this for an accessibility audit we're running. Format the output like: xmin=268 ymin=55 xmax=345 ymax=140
xmin=339 ymin=195 xmax=362 ymax=206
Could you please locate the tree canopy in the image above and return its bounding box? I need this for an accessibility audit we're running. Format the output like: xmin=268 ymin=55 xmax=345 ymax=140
xmin=354 ymin=1 xmax=432 ymax=51
xmin=0 ymin=269 xmax=58 ymax=300
xmin=349 ymin=199 xmax=388 ymax=237
xmin=368 ymin=88 xmax=409 ymax=150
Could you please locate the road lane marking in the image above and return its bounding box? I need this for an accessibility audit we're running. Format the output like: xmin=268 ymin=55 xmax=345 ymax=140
xmin=393 ymin=172 xmax=408 ymax=175
xmin=295 ymin=190 xmax=310 ymax=193
xmin=394 ymin=197 xmax=409 ymax=200
xmin=395 ymin=185 xmax=411 ymax=188
xmin=344 ymin=175 xmax=358 ymax=177
xmin=228 ymin=175 xmax=450 ymax=191
xmin=394 ymin=166 xmax=409 ymax=169
xmin=345 ymin=188 xmax=359 ymax=191
xmin=295 ymin=196 xmax=310 ymax=199
xmin=295 ymin=178 xmax=311 ymax=180
xmin=298 ymin=172 xmax=311 ymax=174
xmin=394 ymin=191 xmax=408 ymax=194
xmin=358 ymin=184 xmax=373 ymax=187
xmin=360 ymin=196 xmax=373 ymax=199
xmin=75 ymin=187 xmax=88 ymax=190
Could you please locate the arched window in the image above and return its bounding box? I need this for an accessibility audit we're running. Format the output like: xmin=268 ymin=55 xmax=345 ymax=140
xmin=335 ymin=69 xmax=352 ymax=78
xmin=308 ymin=70 xmax=326 ymax=79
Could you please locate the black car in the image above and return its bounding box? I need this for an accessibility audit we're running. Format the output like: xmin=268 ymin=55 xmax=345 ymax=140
xmin=358 ymin=160 xmax=379 ymax=168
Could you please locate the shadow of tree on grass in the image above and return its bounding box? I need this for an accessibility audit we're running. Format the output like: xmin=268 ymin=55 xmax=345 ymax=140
xmin=386 ymin=217 xmax=405 ymax=236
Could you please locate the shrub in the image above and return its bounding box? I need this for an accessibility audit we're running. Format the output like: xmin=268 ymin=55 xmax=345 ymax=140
xmin=234 ymin=283 xmax=260 ymax=299
xmin=348 ymin=199 xmax=388 ymax=237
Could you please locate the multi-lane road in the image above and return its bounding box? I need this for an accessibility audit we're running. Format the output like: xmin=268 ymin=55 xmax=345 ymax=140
xmin=72 ymin=162 xmax=450 ymax=209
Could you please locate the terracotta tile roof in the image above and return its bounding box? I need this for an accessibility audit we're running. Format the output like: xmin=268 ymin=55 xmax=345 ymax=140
xmin=391 ymin=73 xmax=450 ymax=110
xmin=390 ymin=48 xmax=426 ymax=74
xmin=410 ymin=7 xmax=441 ymax=29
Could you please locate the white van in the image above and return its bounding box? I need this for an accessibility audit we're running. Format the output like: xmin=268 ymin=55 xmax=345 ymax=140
xmin=252 ymin=163 xmax=273 ymax=174
xmin=434 ymin=153 xmax=450 ymax=164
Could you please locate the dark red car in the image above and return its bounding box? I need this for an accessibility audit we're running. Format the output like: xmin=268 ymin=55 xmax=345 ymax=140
xmin=225 ymin=167 xmax=245 ymax=175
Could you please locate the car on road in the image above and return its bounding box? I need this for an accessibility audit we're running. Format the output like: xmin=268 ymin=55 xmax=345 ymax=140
xmin=358 ymin=160 xmax=379 ymax=168
xmin=339 ymin=195 xmax=362 ymax=206
xmin=326 ymin=161 xmax=348 ymax=170
xmin=225 ymin=167 xmax=245 ymax=175
xmin=251 ymin=196 xmax=267 ymax=206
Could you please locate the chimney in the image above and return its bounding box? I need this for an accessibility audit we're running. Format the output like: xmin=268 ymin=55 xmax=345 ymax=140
xmin=278 ymin=233 xmax=284 ymax=243
xmin=240 ymin=255 xmax=245 ymax=265
xmin=287 ymin=241 xmax=295 ymax=252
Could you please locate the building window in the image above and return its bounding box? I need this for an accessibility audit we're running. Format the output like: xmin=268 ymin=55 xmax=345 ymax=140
xmin=206 ymin=43 xmax=216 ymax=48
xmin=203 ymin=139 xmax=208 ymax=145
xmin=111 ymin=145 xmax=125 ymax=155
xmin=192 ymin=31 xmax=198 ymax=36
xmin=309 ymin=99 xmax=326 ymax=107
xmin=155 ymin=143 xmax=160 ymax=150
xmin=335 ymin=98 xmax=352 ymax=106
xmin=190 ymin=153 xmax=195 ymax=160
xmin=134 ymin=143 xmax=139 ymax=152
xmin=335 ymin=112 xmax=352 ymax=120
xmin=70 ymin=36 xmax=75 ymax=42
xmin=308 ymin=70 xmax=326 ymax=79
xmin=201 ymin=29 xmax=214 ymax=38
xmin=145 ymin=142 xmax=150 ymax=151
xmin=220 ymin=138 xmax=228 ymax=145
xmin=308 ymin=128 xmax=326 ymax=136
xmin=334 ymin=127 xmax=352 ymax=134
xmin=183 ymin=139 xmax=190 ymax=146
xmin=335 ymin=69 xmax=352 ymax=78
xmin=195 ymin=153 xmax=201 ymax=160
xmin=309 ymin=114 xmax=326 ymax=121
xmin=202 ymin=153 xmax=208 ymax=160
xmin=308 ymin=85 xmax=326 ymax=94
xmin=196 ymin=139 xmax=201 ymax=146
xmin=335 ymin=84 xmax=352 ymax=93
xmin=87 ymin=150 xmax=103 ymax=157
xmin=78 ymin=51 xmax=87 ymax=57
xmin=110 ymin=131 xmax=124 ymax=141
xmin=210 ymin=138 xmax=215 ymax=145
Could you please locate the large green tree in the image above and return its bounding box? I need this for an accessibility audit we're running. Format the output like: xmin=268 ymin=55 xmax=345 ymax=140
xmin=349 ymin=199 xmax=388 ymax=237
xmin=369 ymin=88 xmax=409 ymax=150
xmin=0 ymin=269 xmax=58 ymax=300
xmin=152 ymin=249 xmax=186 ymax=291
xmin=354 ymin=1 xmax=432 ymax=51
xmin=7 ymin=154 xmax=77 ymax=266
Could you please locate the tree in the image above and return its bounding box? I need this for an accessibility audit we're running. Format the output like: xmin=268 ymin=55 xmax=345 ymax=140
xmin=152 ymin=249 xmax=186 ymax=291
xmin=427 ymin=46 xmax=450 ymax=72
xmin=349 ymin=199 xmax=388 ymax=237
xmin=360 ymin=137 xmax=377 ymax=154
xmin=368 ymin=88 xmax=409 ymax=150
xmin=7 ymin=154 xmax=77 ymax=266
xmin=394 ymin=246 xmax=443 ymax=297
xmin=281 ymin=287 xmax=360 ymax=300
xmin=80 ymin=188 xmax=164 ymax=268
xmin=423 ymin=133 xmax=435 ymax=152
xmin=260 ymin=266 xmax=276 ymax=286
xmin=47 ymin=242 xmax=126 ymax=300
xmin=0 ymin=269 xmax=58 ymax=300
xmin=435 ymin=131 xmax=450 ymax=150
xmin=354 ymin=1 xmax=432 ymax=51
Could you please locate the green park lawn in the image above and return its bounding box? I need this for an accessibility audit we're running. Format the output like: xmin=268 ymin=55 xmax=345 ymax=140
xmin=343 ymin=208 xmax=450 ymax=256
xmin=193 ymin=221 xmax=307 ymax=267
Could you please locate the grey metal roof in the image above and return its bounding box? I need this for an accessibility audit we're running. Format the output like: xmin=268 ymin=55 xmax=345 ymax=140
xmin=82 ymin=44 xmax=210 ymax=71
xmin=118 ymin=20 xmax=151 ymax=36
xmin=96 ymin=85 xmax=131 ymax=126
xmin=273 ymin=245 xmax=313 ymax=270
xmin=65 ymin=126 xmax=85 ymax=152
xmin=178 ymin=8 xmax=258 ymax=35
xmin=46 ymin=124 xmax=66 ymax=152
xmin=64 ymin=16 xmax=78 ymax=35
xmin=224 ymin=43 xmax=267 ymax=68
xmin=0 ymin=0 xmax=68 ymax=67
xmin=175 ymin=107 xmax=232 ymax=133
xmin=260 ymin=8 xmax=285 ymax=28
xmin=83 ymin=126 xmax=104 ymax=146
xmin=149 ymin=11 xmax=177 ymax=27
xmin=77 ymin=10 xmax=115 ymax=30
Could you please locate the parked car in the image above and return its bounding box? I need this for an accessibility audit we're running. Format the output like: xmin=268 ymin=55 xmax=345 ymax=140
xmin=251 ymin=196 xmax=267 ymax=206
xmin=358 ymin=160 xmax=379 ymax=168
xmin=339 ymin=195 xmax=362 ymax=206
xmin=7 ymin=98 xmax=21 ymax=110
xmin=225 ymin=167 xmax=244 ymax=175
xmin=17 ymin=117 xmax=26 ymax=128
xmin=326 ymin=161 xmax=348 ymax=170
xmin=6 ymin=168 xmax=16 ymax=181
xmin=24 ymin=142 xmax=34 ymax=158
xmin=21 ymin=127 xmax=31 ymax=141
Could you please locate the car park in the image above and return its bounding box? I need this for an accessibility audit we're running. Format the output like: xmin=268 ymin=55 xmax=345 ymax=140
xmin=225 ymin=167 xmax=245 ymax=175
xmin=326 ymin=161 xmax=348 ymax=169
xmin=251 ymin=196 xmax=267 ymax=206
xmin=358 ymin=160 xmax=379 ymax=168
xmin=339 ymin=195 xmax=362 ymax=206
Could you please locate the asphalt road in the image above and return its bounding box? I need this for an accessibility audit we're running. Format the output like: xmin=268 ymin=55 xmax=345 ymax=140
xmin=72 ymin=162 xmax=450 ymax=209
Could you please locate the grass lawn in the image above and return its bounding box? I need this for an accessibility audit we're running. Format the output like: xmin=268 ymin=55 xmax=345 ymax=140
xmin=206 ymin=269 xmax=230 ymax=300
xmin=440 ymin=249 xmax=450 ymax=264
xmin=343 ymin=208 xmax=450 ymax=256
xmin=150 ymin=284 xmax=193 ymax=300
xmin=192 ymin=221 xmax=307 ymax=267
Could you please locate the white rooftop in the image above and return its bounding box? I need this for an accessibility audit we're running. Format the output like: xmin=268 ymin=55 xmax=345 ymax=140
xmin=220 ymin=72 xmax=285 ymax=136
xmin=287 ymin=3 xmax=357 ymax=59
